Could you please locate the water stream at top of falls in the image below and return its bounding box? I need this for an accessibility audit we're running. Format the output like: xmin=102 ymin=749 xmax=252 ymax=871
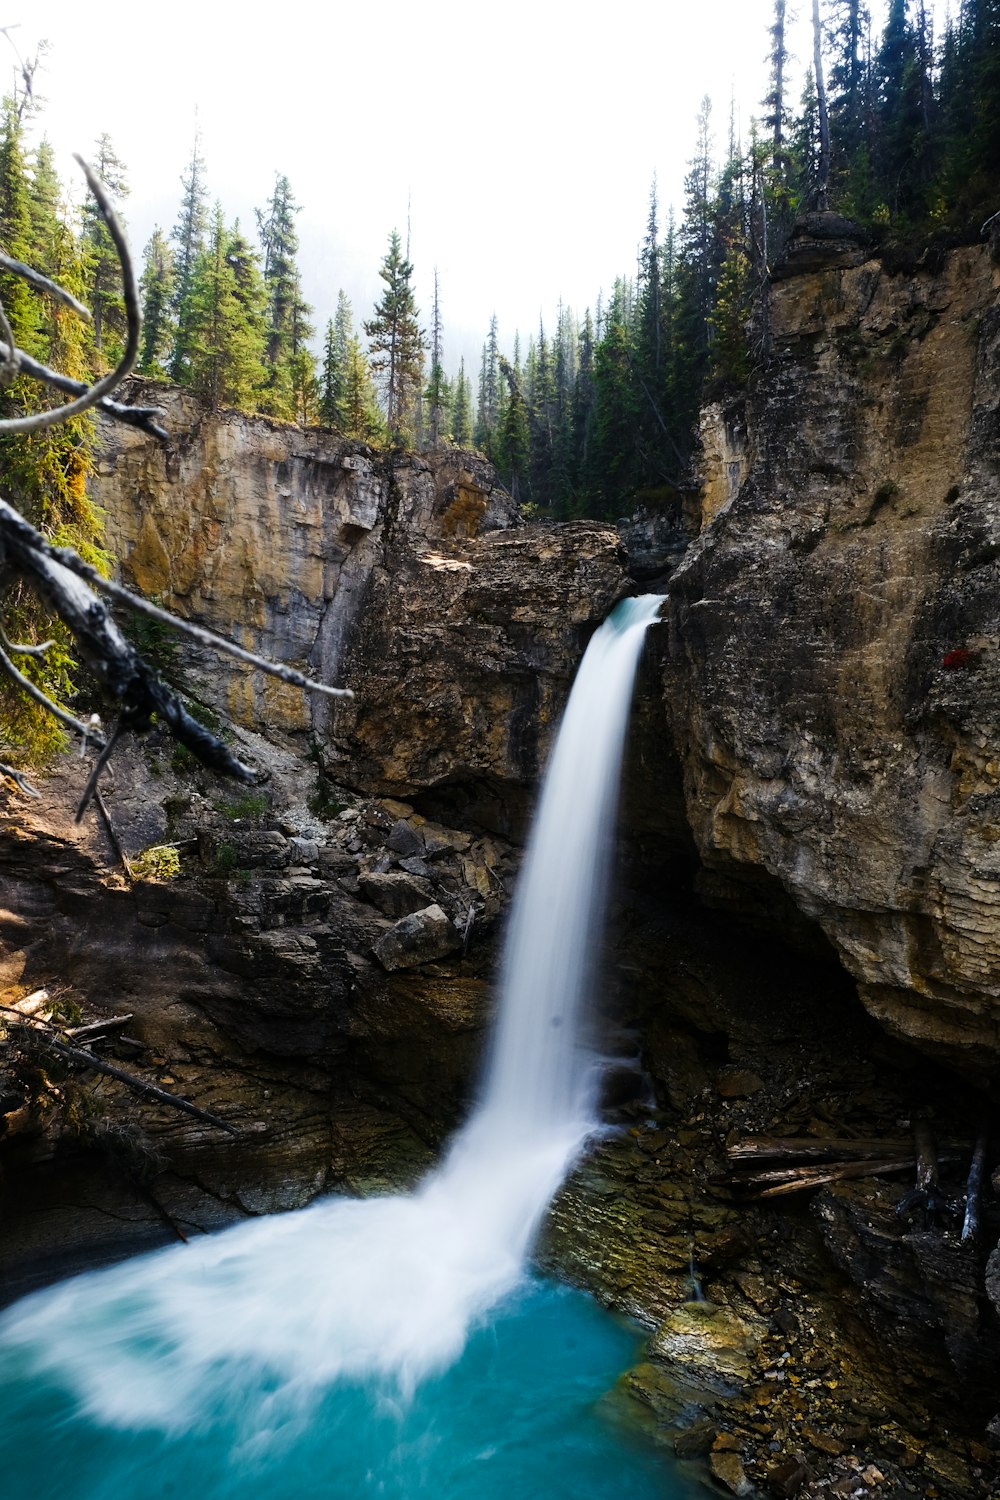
xmin=0 ymin=594 xmax=665 ymax=1437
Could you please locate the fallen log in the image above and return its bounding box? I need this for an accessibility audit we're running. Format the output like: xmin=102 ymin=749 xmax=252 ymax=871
xmin=16 ymin=1030 xmax=239 ymax=1136
xmin=754 ymin=1158 xmax=914 ymax=1199
xmin=65 ymin=1014 xmax=134 ymax=1043
xmin=726 ymin=1135 xmax=917 ymax=1167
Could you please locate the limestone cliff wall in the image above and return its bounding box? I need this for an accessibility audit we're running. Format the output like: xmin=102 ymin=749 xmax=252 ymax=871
xmin=97 ymin=389 xmax=625 ymax=814
xmin=663 ymin=240 xmax=1000 ymax=1078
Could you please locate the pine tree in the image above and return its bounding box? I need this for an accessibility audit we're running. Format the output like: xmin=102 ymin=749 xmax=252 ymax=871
xmin=425 ymin=268 xmax=447 ymax=447
xmin=256 ymin=173 xmax=315 ymax=421
xmin=79 ymin=132 xmax=128 ymax=367
xmin=364 ymin=229 xmax=425 ymax=443
xmin=451 ymin=358 xmax=472 ymax=446
xmin=186 ymin=205 xmax=267 ymax=411
xmin=138 ymin=228 xmax=176 ymax=376
xmin=674 ymin=97 xmax=716 ymax=444
xmin=341 ymin=334 xmax=384 ymax=443
xmin=764 ymin=0 xmax=792 ymax=174
xmin=496 ymin=357 xmax=530 ymax=502
xmin=319 ymin=290 xmax=354 ymax=430
xmin=873 ymin=0 xmax=932 ymax=223
xmin=169 ymin=130 xmax=208 ymax=382
xmin=474 ymin=314 xmax=501 ymax=453
xmin=27 ymin=138 xmax=61 ymax=267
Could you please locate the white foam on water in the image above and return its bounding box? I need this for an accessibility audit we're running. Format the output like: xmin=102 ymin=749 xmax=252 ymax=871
xmin=0 ymin=595 xmax=664 ymax=1430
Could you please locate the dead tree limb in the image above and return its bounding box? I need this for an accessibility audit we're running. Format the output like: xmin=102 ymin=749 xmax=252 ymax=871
xmin=961 ymin=1131 xmax=988 ymax=1244
xmin=726 ymin=1136 xmax=918 ymax=1166
xmin=93 ymin=786 xmax=132 ymax=876
xmin=0 ymin=155 xmax=352 ymax=811
xmin=753 ymin=1158 xmax=914 ymax=1199
xmin=18 ymin=1030 xmax=240 ymax=1136
xmin=0 ymin=158 xmax=139 ymax=436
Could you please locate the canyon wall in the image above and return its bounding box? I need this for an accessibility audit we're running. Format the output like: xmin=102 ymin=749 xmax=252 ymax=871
xmin=663 ymin=237 xmax=1000 ymax=1080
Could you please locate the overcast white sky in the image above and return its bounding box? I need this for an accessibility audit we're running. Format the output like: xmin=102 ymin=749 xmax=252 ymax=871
xmin=11 ymin=1 xmax=927 ymax=374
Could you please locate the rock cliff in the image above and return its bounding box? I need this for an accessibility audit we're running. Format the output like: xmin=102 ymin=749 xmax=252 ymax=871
xmin=3 ymin=245 xmax=1000 ymax=1499
xmin=663 ymin=240 xmax=1000 ymax=1081
xmin=1 ymin=400 xmax=628 ymax=1290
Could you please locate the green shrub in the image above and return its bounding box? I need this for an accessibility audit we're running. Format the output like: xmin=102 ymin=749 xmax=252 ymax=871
xmin=213 ymin=792 xmax=270 ymax=822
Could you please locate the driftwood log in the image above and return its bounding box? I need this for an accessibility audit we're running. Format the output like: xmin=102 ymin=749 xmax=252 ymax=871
xmin=724 ymin=1132 xmax=963 ymax=1201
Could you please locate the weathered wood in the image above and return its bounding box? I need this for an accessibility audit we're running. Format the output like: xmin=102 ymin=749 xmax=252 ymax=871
xmin=8 ymin=988 xmax=50 ymax=1017
xmin=66 ymin=1015 xmax=134 ymax=1042
xmin=961 ymin=1131 xmax=988 ymax=1244
xmin=754 ymin=1158 xmax=914 ymax=1199
xmin=726 ymin=1135 xmax=916 ymax=1166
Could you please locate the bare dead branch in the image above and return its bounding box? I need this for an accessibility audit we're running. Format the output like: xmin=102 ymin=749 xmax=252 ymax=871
xmin=0 ymin=297 xmax=18 ymax=384
xmin=0 ymin=343 xmax=168 ymax=440
xmin=0 ymin=251 xmax=91 ymax=320
xmin=0 ymin=638 xmax=108 ymax=747
xmin=0 ymin=500 xmax=353 ymax=702
xmin=0 ymin=624 xmax=55 ymax=656
xmin=0 ymin=760 xmax=40 ymax=797
xmin=0 ymin=621 xmax=54 ymax=657
xmin=4 ymin=1017 xmax=240 ymax=1136
xmin=0 ymin=156 xmax=139 ymax=435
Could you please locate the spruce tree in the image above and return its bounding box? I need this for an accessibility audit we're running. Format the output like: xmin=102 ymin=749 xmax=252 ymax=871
xmin=319 ymin=290 xmax=354 ymax=430
xmin=79 ymin=132 xmax=128 ymax=367
xmin=138 ymin=228 xmax=176 ymax=376
xmin=256 ymin=173 xmax=315 ymax=421
xmin=364 ymin=229 xmax=424 ymax=443
xmin=873 ymin=0 xmax=932 ymax=223
xmin=450 ymin=358 xmax=472 ymax=447
xmin=496 ymin=358 xmax=530 ymax=502
xmin=169 ymin=130 xmax=208 ymax=382
xmin=186 ymin=205 xmax=267 ymax=411
xmin=341 ymin=333 xmax=384 ymax=442
xmin=474 ymin=314 xmax=500 ymax=453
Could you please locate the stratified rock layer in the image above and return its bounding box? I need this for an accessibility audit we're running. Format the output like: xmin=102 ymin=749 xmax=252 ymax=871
xmin=663 ymin=243 xmax=1000 ymax=1078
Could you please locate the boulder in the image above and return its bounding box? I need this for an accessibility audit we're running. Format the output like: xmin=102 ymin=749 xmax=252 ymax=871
xmin=372 ymin=904 xmax=461 ymax=971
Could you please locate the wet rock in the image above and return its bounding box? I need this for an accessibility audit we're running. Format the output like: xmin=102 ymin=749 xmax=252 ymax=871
xmin=709 ymin=1448 xmax=753 ymax=1496
xmin=371 ymin=904 xmax=461 ymax=971
xmin=673 ymin=1418 xmax=717 ymax=1458
xmin=650 ymin=1301 xmax=758 ymax=1390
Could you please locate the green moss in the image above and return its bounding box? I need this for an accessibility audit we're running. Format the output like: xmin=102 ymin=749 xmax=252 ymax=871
xmin=130 ymin=844 xmax=181 ymax=882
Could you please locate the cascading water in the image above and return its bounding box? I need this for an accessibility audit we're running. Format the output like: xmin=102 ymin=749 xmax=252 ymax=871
xmin=0 ymin=596 xmax=669 ymax=1494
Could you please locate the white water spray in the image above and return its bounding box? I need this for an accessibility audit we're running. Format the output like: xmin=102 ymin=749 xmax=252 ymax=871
xmin=0 ymin=595 xmax=664 ymax=1430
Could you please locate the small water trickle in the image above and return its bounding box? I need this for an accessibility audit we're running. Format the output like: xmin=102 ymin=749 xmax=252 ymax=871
xmin=0 ymin=595 xmax=671 ymax=1489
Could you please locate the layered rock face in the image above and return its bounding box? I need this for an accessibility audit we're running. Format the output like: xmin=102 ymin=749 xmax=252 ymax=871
xmin=99 ymin=388 xmax=625 ymax=811
xmin=664 ymin=242 xmax=1000 ymax=1079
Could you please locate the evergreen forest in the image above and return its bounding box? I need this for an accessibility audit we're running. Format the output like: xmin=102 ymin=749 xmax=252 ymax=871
xmin=2 ymin=0 xmax=998 ymax=563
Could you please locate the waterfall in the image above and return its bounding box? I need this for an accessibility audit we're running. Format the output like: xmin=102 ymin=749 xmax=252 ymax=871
xmin=0 ymin=595 xmax=664 ymax=1432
